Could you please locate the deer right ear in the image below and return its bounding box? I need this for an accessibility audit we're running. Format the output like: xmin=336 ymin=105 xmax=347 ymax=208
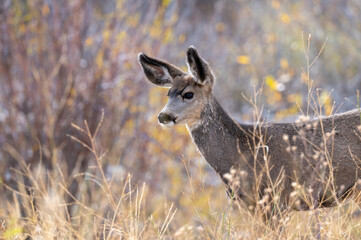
xmin=138 ymin=53 xmax=185 ymax=88
xmin=186 ymin=46 xmax=214 ymax=87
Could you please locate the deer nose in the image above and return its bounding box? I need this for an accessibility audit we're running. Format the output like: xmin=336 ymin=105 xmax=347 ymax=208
xmin=158 ymin=112 xmax=175 ymax=124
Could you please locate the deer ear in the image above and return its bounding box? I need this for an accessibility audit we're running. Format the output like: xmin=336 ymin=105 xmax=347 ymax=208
xmin=138 ymin=53 xmax=185 ymax=88
xmin=186 ymin=46 xmax=214 ymax=86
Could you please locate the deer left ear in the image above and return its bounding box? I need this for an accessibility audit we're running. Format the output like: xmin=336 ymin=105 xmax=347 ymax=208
xmin=138 ymin=53 xmax=185 ymax=88
xmin=186 ymin=46 xmax=214 ymax=87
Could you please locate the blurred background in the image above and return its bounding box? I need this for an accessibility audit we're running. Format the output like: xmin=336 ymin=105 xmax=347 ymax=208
xmin=1 ymin=0 xmax=361 ymax=238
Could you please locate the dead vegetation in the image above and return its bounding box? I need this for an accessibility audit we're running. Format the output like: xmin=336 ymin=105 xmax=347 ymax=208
xmin=2 ymin=0 xmax=361 ymax=239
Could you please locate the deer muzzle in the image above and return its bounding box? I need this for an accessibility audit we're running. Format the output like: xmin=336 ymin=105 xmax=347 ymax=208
xmin=158 ymin=112 xmax=176 ymax=125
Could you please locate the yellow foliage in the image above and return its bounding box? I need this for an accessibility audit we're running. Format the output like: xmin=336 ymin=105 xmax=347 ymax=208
xmin=162 ymin=0 xmax=173 ymax=7
xmin=265 ymin=33 xmax=278 ymax=43
xmin=169 ymin=13 xmax=178 ymax=25
xmin=95 ymin=49 xmax=104 ymax=68
xmin=301 ymin=73 xmax=309 ymax=83
xmin=22 ymin=14 xmax=33 ymax=23
xmin=19 ymin=24 xmax=26 ymax=34
xmin=171 ymin=138 xmax=184 ymax=153
xmin=115 ymin=0 xmax=124 ymax=11
xmin=163 ymin=28 xmax=173 ymax=44
xmin=85 ymin=37 xmax=94 ymax=47
xmin=167 ymin=165 xmax=182 ymax=196
xmin=148 ymin=124 xmax=172 ymax=153
xmin=66 ymin=98 xmax=73 ymax=106
xmin=124 ymin=61 xmax=132 ymax=70
xmin=116 ymin=31 xmax=127 ymax=43
xmin=178 ymin=34 xmax=186 ymax=43
xmin=280 ymin=13 xmax=291 ymax=24
xmin=125 ymin=119 xmax=135 ymax=133
xmin=127 ymin=14 xmax=140 ymax=28
xmin=215 ymin=22 xmax=225 ymax=32
xmin=180 ymin=65 xmax=188 ymax=72
xmin=271 ymin=0 xmax=280 ymax=9
xmin=320 ymin=90 xmax=333 ymax=115
xmin=2 ymin=218 xmax=23 ymax=239
xmin=174 ymin=125 xmax=188 ymax=134
xmin=102 ymin=29 xmax=111 ymax=42
xmin=149 ymin=20 xmax=162 ymax=39
xmin=265 ymin=75 xmax=283 ymax=104
xmin=274 ymin=93 xmax=303 ymax=119
xmin=3 ymin=227 xmax=23 ymax=239
xmin=280 ymin=58 xmax=289 ymax=69
xmin=149 ymin=87 xmax=167 ymax=107
xmin=267 ymin=91 xmax=282 ymax=104
xmin=130 ymin=105 xmax=146 ymax=113
xmin=287 ymin=93 xmax=303 ymax=105
xmin=237 ymin=55 xmax=250 ymax=65
xmin=265 ymin=75 xmax=277 ymax=90
xmin=275 ymin=104 xmax=299 ymax=120
xmin=13 ymin=1 xmax=22 ymax=19
xmin=41 ymin=4 xmax=50 ymax=16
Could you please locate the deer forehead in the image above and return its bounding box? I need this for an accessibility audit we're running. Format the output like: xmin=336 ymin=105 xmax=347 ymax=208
xmin=168 ymin=75 xmax=209 ymax=96
xmin=174 ymin=75 xmax=194 ymax=87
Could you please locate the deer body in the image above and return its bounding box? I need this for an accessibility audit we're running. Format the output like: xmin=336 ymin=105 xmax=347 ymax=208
xmin=138 ymin=46 xmax=361 ymax=212
xmin=192 ymin=95 xmax=361 ymax=209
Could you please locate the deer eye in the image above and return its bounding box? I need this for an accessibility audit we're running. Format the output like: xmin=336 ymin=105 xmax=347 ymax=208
xmin=183 ymin=92 xmax=194 ymax=100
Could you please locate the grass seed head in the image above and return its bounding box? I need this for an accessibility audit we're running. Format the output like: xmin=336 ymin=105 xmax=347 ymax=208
xmin=282 ymin=134 xmax=289 ymax=141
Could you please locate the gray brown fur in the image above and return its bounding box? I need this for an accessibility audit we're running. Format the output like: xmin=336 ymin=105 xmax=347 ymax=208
xmin=138 ymin=46 xmax=361 ymax=212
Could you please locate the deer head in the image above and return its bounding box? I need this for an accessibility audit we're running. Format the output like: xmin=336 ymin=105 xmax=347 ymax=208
xmin=138 ymin=46 xmax=215 ymax=128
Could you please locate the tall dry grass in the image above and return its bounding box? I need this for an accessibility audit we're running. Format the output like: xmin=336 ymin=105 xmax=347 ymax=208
xmin=2 ymin=0 xmax=361 ymax=239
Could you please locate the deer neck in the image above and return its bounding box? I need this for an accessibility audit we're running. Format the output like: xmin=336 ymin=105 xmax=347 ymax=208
xmin=188 ymin=95 xmax=249 ymax=177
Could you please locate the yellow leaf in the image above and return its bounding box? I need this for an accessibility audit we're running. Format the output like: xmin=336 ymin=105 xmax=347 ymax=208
xmin=95 ymin=50 xmax=104 ymax=68
xmin=66 ymin=98 xmax=73 ymax=106
xmin=116 ymin=31 xmax=127 ymax=42
xmin=102 ymin=29 xmax=111 ymax=42
xmin=162 ymin=28 xmax=173 ymax=44
xmin=149 ymin=87 xmax=167 ymax=107
xmin=215 ymin=22 xmax=225 ymax=32
xmin=124 ymin=61 xmax=132 ymax=70
xmin=127 ymin=14 xmax=140 ymax=28
xmin=275 ymin=105 xmax=299 ymax=120
xmin=130 ymin=105 xmax=145 ymax=113
xmin=174 ymin=125 xmax=188 ymax=134
xmin=287 ymin=93 xmax=303 ymax=105
xmin=70 ymin=87 xmax=77 ymax=97
xmin=162 ymin=0 xmax=172 ymax=7
xmin=265 ymin=75 xmax=277 ymax=90
xmin=149 ymin=23 xmax=162 ymax=39
xmin=271 ymin=0 xmax=280 ymax=9
xmin=320 ymin=90 xmax=333 ymax=115
xmin=178 ymin=34 xmax=186 ymax=43
xmin=85 ymin=37 xmax=93 ymax=47
xmin=280 ymin=58 xmax=289 ymax=69
xmin=280 ymin=13 xmax=291 ymax=24
xmin=3 ymin=227 xmax=23 ymax=238
xmin=125 ymin=119 xmax=135 ymax=132
xmin=23 ymin=14 xmax=32 ymax=22
xmin=42 ymin=4 xmax=50 ymax=16
xmin=19 ymin=24 xmax=26 ymax=34
xmin=237 ymin=55 xmax=250 ymax=65
xmin=267 ymin=91 xmax=282 ymax=104
xmin=265 ymin=33 xmax=278 ymax=43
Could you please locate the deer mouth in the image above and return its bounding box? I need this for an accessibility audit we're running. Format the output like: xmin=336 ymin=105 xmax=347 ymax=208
xmin=162 ymin=121 xmax=175 ymax=127
xmin=161 ymin=118 xmax=177 ymax=127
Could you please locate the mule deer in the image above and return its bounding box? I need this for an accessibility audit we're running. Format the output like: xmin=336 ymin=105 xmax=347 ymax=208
xmin=138 ymin=46 xmax=361 ymax=215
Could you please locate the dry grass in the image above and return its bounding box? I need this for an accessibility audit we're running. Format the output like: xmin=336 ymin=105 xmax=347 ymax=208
xmin=2 ymin=0 xmax=361 ymax=239
xmin=2 ymin=110 xmax=361 ymax=239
